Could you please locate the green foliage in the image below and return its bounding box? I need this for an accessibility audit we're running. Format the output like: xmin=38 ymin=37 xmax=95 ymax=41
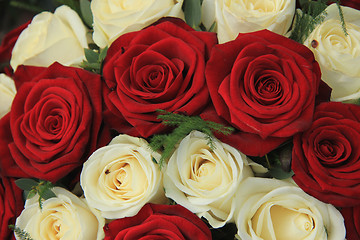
xmin=15 ymin=178 xmax=56 ymax=210
xmin=80 ymin=0 xmax=93 ymax=28
xmin=289 ymin=0 xmax=348 ymax=43
xmin=56 ymin=0 xmax=80 ymax=14
xmin=183 ymin=0 xmax=202 ymax=30
xmin=9 ymin=225 xmax=34 ymax=240
xmin=9 ymin=1 xmax=45 ymax=12
xmin=80 ymin=46 xmax=108 ymax=74
xmin=149 ymin=110 xmax=234 ymax=168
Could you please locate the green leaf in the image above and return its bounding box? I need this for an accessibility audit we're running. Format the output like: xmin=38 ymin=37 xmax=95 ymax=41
xmin=26 ymin=190 xmax=37 ymax=200
xmin=99 ymin=46 xmax=108 ymax=62
xmin=9 ymin=225 xmax=34 ymax=240
xmin=84 ymin=48 xmax=99 ymax=63
xmin=15 ymin=178 xmax=39 ymax=191
xmin=80 ymin=0 xmax=93 ymax=28
xmin=41 ymin=188 xmax=57 ymax=200
xmin=183 ymin=0 xmax=202 ymax=30
xmin=56 ymin=0 xmax=80 ymax=14
xmin=269 ymin=168 xmax=294 ymax=180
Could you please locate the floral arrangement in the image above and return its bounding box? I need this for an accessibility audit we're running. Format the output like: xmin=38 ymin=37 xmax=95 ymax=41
xmin=0 ymin=0 xmax=360 ymax=239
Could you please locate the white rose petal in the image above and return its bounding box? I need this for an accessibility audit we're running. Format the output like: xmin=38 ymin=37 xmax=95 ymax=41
xmin=91 ymin=0 xmax=184 ymax=48
xmin=10 ymin=5 xmax=89 ymax=71
xmin=0 ymin=74 xmax=16 ymax=119
xmin=235 ymin=177 xmax=346 ymax=240
xmin=202 ymin=0 xmax=295 ymax=43
xmin=163 ymin=131 xmax=253 ymax=228
xmin=304 ymin=4 xmax=360 ymax=101
xmin=15 ymin=187 xmax=104 ymax=240
xmin=80 ymin=134 xmax=166 ymax=219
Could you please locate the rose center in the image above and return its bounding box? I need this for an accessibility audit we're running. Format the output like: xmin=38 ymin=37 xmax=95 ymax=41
xmin=254 ymin=76 xmax=282 ymax=104
xmin=316 ymin=139 xmax=347 ymax=167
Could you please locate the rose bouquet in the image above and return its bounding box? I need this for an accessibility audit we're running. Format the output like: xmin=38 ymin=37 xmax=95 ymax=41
xmin=0 ymin=0 xmax=359 ymax=239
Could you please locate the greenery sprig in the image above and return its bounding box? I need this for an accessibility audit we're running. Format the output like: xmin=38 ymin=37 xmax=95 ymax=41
xmin=80 ymin=46 xmax=108 ymax=74
xmin=15 ymin=178 xmax=56 ymax=210
xmin=149 ymin=110 xmax=234 ymax=167
xmin=9 ymin=225 xmax=34 ymax=240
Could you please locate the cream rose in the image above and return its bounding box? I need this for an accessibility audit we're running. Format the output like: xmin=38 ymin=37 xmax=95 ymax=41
xmin=0 ymin=74 xmax=16 ymax=119
xmin=163 ymin=131 xmax=253 ymax=228
xmin=91 ymin=0 xmax=184 ymax=48
xmin=304 ymin=4 xmax=360 ymax=101
xmin=15 ymin=187 xmax=105 ymax=240
xmin=80 ymin=134 xmax=166 ymax=219
xmin=10 ymin=5 xmax=89 ymax=71
xmin=235 ymin=177 xmax=346 ymax=240
xmin=201 ymin=0 xmax=295 ymax=43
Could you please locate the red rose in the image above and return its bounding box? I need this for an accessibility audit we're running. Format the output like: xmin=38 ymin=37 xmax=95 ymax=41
xmin=0 ymin=176 xmax=24 ymax=240
xmin=0 ymin=63 xmax=110 ymax=182
xmin=0 ymin=21 xmax=30 ymax=73
xmin=102 ymin=18 xmax=217 ymax=137
xmin=204 ymin=30 xmax=322 ymax=156
xmin=104 ymin=203 xmax=212 ymax=240
xmin=292 ymin=102 xmax=360 ymax=207
xmin=341 ymin=206 xmax=360 ymax=240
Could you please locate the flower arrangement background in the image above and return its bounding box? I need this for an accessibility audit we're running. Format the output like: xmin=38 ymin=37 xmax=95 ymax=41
xmin=0 ymin=0 xmax=360 ymax=239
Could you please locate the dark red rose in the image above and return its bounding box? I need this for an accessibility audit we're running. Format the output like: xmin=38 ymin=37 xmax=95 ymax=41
xmin=341 ymin=206 xmax=360 ymax=240
xmin=102 ymin=18 xmax=217 ymax=137
xmin=104 ymin=203 xmax=212 ymax=240
xmin=0 ymin=176 xmax=24 ymax=240
xmin=0 ymin=21 xmax=30 ymax=73
xmin=0 ymin=62 xmax=110 ymax=183
xmin=204 ymin=29 xmax=322 ymax=156
xmin=292 ymin=102 xmax=360 ymax=207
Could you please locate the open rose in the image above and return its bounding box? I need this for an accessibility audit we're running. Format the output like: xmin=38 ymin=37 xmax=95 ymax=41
xmin=10 ymin=5 xmax=89 ymax=71
xmin=91 ymin=0 xmax=184 ymax=48
xmin=80 ymin=134 xmax=166 ymax=219
xmin=304 ymin=4 xmax=360 ymax=101
xmin=15 ymin=187 xmax=105 ymax=240
xmin=203 ymin=30 xmax=322 ymax=156
xmin=0 ymin=63 xmax=110 ymax=183
xmin=202 ymin=0 xmax=295 ymax=43
xmin=292 ymin=102 xmax=360 ymax=207
xmin=102 ymin=18 xmax=217 ymax=137
xmin=341 ymin=206 xmax=360 ymax=240
xmin=0 ymin=176 xmax=23 ymax=240
xmin=235 ymin=177 xmax=345 ymax=240
xmin=104 ymin=203 xmax=212 ymax=240
xmin=163 ymin=131 xmax=253 ymax=228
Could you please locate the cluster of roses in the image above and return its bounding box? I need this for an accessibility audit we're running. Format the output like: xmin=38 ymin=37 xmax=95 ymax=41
xmin=0 ymin=0 xmax=360 ymax=239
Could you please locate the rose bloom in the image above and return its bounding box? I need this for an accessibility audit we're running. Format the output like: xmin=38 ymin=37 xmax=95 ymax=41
xmin=0 ymin=21 xmax=29 ymax=73
xmin=235 ymin=177 xmax=345 ymax=240
xmin=0 ymin=74 xmax=16 ymax=119
xmin=0 ymin=63 xmax=110 ymax=183
xmin=15 ymin=187 xmax=105 ymax=240
xmin=304 ymin=4 xmax=360 ymax=102
xmin=0 ymin=176 xmax=24 ymax=240
xmin=91 ymin=0 xmax=184 ymax=48
xmin=163 ymin=131 xmax=253 ymax=228
xmin=10 ymin=5 xmax=89 ymax=71
xmin=203 ymin=29 xmax=322 ymax=157
xmin=202 ymin=0 xmax=296 ymax=43
xmin=102 ymin=18 xmax=217 ymax=137
xmin=104 ymin=203 xmax=211 ymax=240
xmin=341 ymin=206 xmax=360 ymax=240
xmin=292 ymin=102 xmax=360 ymax=207
xmin=80 ymin=134 xmax=166 ymax=219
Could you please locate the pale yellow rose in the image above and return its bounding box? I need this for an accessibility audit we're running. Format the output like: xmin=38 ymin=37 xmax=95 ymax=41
xmin=91 ymin=0 xmax=184 ymax=48
xmin=235 ymin=177 xmax=345 ymax=240
xmin=202 ymin=0 xmax=295 ymax=43
xmin=163 ymin=131 xmax=254 ymax=228
xmin=15 ymin=187 xmax=105 ymax=240
xmin=11 ymin=5 xmax=89 ymax=71
xmin=0 ymin=74 xmax=16 ymax=119
xmin=304 ymin=4 xmax=360 ymax=102
xmin=80 ymin=134 xmax=166 ymax=219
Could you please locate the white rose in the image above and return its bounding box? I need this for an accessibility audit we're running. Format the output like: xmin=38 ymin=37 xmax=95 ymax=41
xmin=0 ymin=74 xmax=16 ymax=118
xmin=80 ymin=134 xmax=166 ymax=219
xmin=15 ymin=187 xmax=105 ymax=240
xmin=10 ymin=5 xmax=89 ymax=71
xmin=91 ymin=0 xmax=184 ymax=48
xmin=304 ymin=4 xmax=360 ymax=101
xmin=163 ymin=131 xmax=254 ymax=228
xmin=235 ymin=177 xmax=346 ymax=240
xmin=202 ymin=0 xmax=295 ymax=43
